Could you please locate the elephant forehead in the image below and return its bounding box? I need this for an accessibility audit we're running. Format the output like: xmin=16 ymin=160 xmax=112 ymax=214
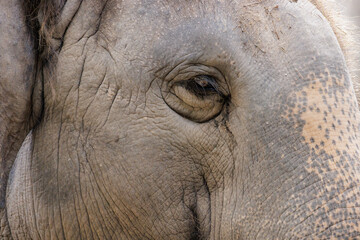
xmin=103 ymin=0 xmax=330 ymax=52
xmin=99 ymin=0 xmax=342 ymax=83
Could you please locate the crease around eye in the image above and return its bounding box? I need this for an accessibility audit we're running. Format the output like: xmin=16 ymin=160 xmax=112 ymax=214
xmin=161 ymin=69 xmax=229 ymax=123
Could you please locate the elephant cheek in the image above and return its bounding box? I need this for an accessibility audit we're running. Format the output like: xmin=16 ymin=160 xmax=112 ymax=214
xmin=209 ymin=70 xmax=360 ymax=239
xmin=286 ymin=71 xmax=360 ymax=236
xmin=285 ymin=70 xmax=360 ymax=190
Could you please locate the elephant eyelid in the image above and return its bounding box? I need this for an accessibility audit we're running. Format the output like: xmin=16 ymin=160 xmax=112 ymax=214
xmin=179 ymin=75 xmax=224 ymax=98
xmin=161 ymin=64 xmax=230 ymax=122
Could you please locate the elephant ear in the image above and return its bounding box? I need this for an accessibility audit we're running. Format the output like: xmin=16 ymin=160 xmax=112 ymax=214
xmin=0 ymin=0 xmax=40 ymax=236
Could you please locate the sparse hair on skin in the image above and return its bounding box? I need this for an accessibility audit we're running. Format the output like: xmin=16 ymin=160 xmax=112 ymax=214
xmin=23 ymin=0 xmax=66 ymax=58
xmin=22 ymin=0 xmax=66 ymax=99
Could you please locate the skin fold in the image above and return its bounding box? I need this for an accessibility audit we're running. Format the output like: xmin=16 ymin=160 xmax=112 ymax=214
xmin=1 ymin=0 xmax=360 ymax=239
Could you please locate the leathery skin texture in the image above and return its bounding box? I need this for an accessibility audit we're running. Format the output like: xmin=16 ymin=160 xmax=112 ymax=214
xmin=3 ymin=0 xmax=360 ymax=239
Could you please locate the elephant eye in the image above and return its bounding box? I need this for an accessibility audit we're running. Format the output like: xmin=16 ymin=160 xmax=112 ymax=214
xmin=162 ymin=71 xmax=229 ymax=123
xmin=185 ymin=75 xmax=222 ymax=97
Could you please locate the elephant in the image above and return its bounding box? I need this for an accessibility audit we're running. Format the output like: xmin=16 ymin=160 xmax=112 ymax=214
xmin=1 ymin=0 xmax=360 ymax=239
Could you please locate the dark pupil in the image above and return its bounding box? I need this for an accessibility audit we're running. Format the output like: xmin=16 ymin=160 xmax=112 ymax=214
xmin=187 ymin=75 xmax=218 ymax=96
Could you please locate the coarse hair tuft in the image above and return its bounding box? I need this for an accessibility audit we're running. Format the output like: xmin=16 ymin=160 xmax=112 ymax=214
xmin=23 ymin=0 xmax=66 ymax=58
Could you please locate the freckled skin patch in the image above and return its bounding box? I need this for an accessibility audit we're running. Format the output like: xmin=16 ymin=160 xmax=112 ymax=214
xmin=285 ymin=69 xmax=357 ymax=157
xmin=281 ymin=67 xmax=360 ymax=238
xmin=226 ymin=62 xmax=360 ymax=238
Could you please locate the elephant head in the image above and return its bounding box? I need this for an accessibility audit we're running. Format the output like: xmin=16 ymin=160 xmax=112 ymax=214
xmin=1 ymin=0 xmax=360 ymax=239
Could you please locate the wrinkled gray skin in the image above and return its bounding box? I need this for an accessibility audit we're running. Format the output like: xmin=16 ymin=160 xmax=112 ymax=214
xmin=1 ymin=0 xmax=360 ymax=239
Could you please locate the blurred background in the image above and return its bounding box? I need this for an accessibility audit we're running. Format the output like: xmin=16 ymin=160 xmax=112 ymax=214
xmin=337 ymin=0 xmax=360 ymax=27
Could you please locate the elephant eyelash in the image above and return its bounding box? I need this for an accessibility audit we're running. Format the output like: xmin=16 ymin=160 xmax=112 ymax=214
xmin=179 ymin=75 xmax=224 ymax=98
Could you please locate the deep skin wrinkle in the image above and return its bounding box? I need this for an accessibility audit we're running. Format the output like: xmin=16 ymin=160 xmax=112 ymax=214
xmin=2 ymin=0 xmax=360 ymax=239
